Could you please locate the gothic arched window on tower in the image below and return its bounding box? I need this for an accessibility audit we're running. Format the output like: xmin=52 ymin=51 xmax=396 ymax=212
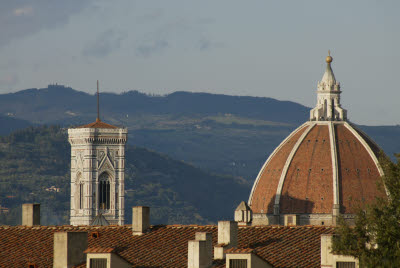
xmin=76 ymin=173 xmax=83 ymax=210
xmin=99 ymin=173 xmax=111 ymax=210
xmin=79 ymin=183 xmax=84 ymax=209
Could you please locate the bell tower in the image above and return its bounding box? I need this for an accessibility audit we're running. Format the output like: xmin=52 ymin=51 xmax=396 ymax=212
xmin=68 ymin=81 xmax=127 ymax=225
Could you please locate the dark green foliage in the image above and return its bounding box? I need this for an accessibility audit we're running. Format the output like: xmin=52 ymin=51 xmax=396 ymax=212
xmin=0 ymin=126 xmax=250 ymax=226
xmin=124 ymin=146 xmax=249 ymax=224
xmin=0 ymin=126 xmax=71 ymax=225
xmin=130 ymin=123 xmax=294 ymax=182
xmin=1 ymin=86 xmax=400 ymax=183
xmin=332 ymin=154 xmax=400 ymax=267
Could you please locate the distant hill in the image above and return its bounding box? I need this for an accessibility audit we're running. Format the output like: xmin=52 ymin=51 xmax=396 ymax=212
xmin=0 ymin=115 xmax=32 ymax=136
xmin=1 ymin=85 xmax=399 ymax=182
xmin=0 ymin=84 xmax=309 ymax=124
xmin=0 ymin=126 xmax=250 ymax=226
xmin=0 ymin=85 xmax=306 ymax=181
xmin=357 ymin=125 xmax=400 ymax=159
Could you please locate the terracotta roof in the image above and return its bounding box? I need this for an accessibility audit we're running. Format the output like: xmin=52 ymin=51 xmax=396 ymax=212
xmin=249 ymin=121 xmax=385 ymax=215
xmin=225 ymin=247 xmax=254 ymax=254
xmin=72 ymin=262 xmax=86 ymax=268
xmin=0 ymin=224 xmax=334 ymax=268
xmin=76 ymin=118 xmax=118 ymax=129
xmin=84 ymin=247 xmax=115 ymax=253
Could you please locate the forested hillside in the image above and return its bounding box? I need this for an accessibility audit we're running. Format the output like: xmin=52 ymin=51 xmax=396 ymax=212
xmin=0 ymin=85 xmax=309 ymax=124
xmin=0 ymin=126 xmax=250 ymax=226
xmin=1 ymin=85 xmax=399 ymax=182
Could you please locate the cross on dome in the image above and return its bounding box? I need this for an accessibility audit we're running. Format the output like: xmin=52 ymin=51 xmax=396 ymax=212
xmin=310 ymin=52 xmax=347 ymax=121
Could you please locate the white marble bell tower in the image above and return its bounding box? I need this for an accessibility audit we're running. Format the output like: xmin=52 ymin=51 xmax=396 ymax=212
xmin=68 ymin=81 xmax=127 ymax=226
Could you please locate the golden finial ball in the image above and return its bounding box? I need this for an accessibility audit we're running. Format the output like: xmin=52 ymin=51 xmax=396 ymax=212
xmin=326 ymin=55 xmax=333 ymax=63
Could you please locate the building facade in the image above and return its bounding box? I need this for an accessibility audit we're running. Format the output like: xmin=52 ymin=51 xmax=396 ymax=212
xmin=68 ymin=119 xmax=127 ymax=226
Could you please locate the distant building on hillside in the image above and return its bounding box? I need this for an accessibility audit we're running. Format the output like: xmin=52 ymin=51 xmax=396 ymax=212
xmin=0 ymin=205 xmax=9 ymax=214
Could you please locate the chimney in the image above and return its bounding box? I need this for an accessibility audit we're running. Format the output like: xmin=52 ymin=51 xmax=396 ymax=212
xmin=234 ymin=201 xmax=252 ymax=226
xmin=188 ymin=232 xmax=213 ymax=268
xmin=53 ymin=232 xmax=88 ymax=268
xmin=132 ymin=206 xmax=150 ymax=235
xmin=320 ymin=234 xmax=333 ymax=267
xmin=22 ymin=203 xmax=40 ymax=226
xmin=218 ymin=221 xmax=237 ymax=247
xmin=214 ymin=221 xmax=238 ymax=259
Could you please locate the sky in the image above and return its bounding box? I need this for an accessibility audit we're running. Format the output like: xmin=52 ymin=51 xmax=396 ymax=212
xmin=0 ymin=0 xmax=399 ymax=125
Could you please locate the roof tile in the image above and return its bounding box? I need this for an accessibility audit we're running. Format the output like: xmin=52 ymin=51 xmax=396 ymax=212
xmin=76 ymin=119 xmax=118 ymax=129
xmin=0 ymin=224 xmax=334 ymax=268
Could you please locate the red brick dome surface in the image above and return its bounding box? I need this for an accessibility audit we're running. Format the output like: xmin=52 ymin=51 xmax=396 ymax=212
xmin=249 ymin=121 xmax=384 ymax=215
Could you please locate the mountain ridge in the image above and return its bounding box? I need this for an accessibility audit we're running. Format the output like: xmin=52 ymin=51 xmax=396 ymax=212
xmin=1 ymin=85 xmax=400 ymax=181
xmin=0 ymin=85 xmax=309 ymax=124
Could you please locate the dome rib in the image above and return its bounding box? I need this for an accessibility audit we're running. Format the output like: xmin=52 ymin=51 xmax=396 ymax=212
xmin=334 ymin=123 xmax=385 ymax=213
xmin=328 ymin=122 xmax=340 ymax=208
xmin=280 ymin=124 xmax=333 ymax=214
xmin=248 ymin=123 xmax=309 ymax=213
xmin=248 ymin=54 xmax=386 ymax=225
xmin=344 ymin=122 xmax=383 ymax=177
xmin=249 ymin=121 xmax=385 ymax=218
xmin=274 ymin=123 xmax=315 ymax=213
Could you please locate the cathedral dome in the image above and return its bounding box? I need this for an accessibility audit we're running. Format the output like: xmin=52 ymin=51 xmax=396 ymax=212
xmin=248 ymin=54 xmax=385 ymax=226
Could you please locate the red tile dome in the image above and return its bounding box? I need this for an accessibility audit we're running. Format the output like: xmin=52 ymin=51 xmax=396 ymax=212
xmin=248 ymin=54 xmax=386 ymax=225
xmin=248 ymin=121 xmax=384 ymax=215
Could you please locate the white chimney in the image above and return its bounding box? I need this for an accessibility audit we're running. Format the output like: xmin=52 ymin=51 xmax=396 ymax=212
xmin=53 ymin=232 xmax=87 ymax=268
xmin=214 ymin=221 xmax=238 ymax=259
xmin=22 ymin=203 xmax=40 ymax=226
xmin=132 ymin=206 xmax=150 ymax=235
xmin=218 ymin=221 xmax=238 ymax=247
xmin=188 ymin=232 xmax=212 ymax=268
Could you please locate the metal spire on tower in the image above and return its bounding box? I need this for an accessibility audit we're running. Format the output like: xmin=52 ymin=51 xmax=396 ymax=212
xmin=97 ymin=80 xmax=100 ymax=122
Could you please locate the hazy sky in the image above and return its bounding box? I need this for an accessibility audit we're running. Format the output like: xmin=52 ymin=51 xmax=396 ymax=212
xmin=0 ymin=0 xmax=398 ymax=125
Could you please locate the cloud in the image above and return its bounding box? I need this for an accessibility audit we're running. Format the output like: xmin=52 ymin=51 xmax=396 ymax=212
xmin=82 ymin=29 xmax=125 ymax=58
xmin=136 ymin=8 xmax=164 ymax=23
xmin=197 ymin=37 xmax=224 ymax=51
xmin=0 ymin=59 xmax=19 ymax=70
xmin=136 ymin=39 xmax=169 ymax=57
xmin=198 ymin=38 xmax=211 ymax=51
xmin=0 ymin=0 xmax=91 ymax=47
xmin=134 ymin=16 xmax=218 ymax=57
xmin=14 ymin=6 xmax=33 ymax=16
xmin=0 ymin=74 xmax=19 ymax=86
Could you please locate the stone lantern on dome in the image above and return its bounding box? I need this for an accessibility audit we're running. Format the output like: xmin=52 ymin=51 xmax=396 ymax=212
xmin=248 ymin=53 xmax=385 ymax=226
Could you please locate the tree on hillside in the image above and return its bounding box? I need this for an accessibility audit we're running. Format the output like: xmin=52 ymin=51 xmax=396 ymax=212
xmin=332 ymin=154 xmax=400 ymax=267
